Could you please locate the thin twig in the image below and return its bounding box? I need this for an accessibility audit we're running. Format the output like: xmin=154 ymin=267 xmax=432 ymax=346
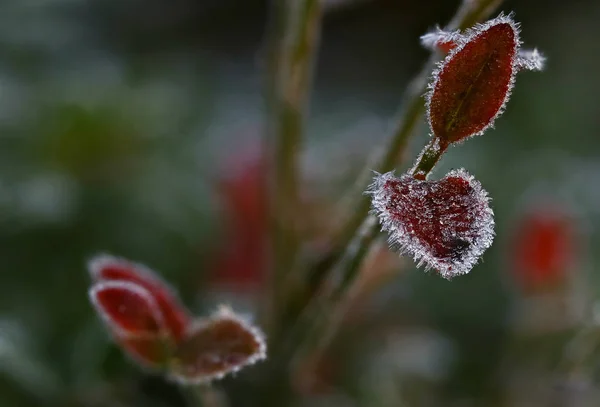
xmin=290 ymin=0 xmax=506 ymax=369
xmin=307 ymin=0 xmax=505 ymax=290
xmin=266 ymin=0 xmax=322 ymax=336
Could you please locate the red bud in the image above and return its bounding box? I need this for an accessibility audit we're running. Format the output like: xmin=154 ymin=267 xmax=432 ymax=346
xmin=427 ymin=14 xmax=520 ymax=144
xmin=89 ymin=281 xmax=164 ymax=337
xmin=89 ymin=255 xmax=190 ymax=341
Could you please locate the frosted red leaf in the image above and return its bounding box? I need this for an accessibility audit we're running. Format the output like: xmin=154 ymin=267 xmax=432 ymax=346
xmin=89 ymin=281 xmax=164 ymax=337
xmin=169 ymin=306 xmax=266 ymax=384
xmin=511 ymin=207 xmax=578 ymax=290
xmin=368 ymin=169 xmax=495 ymax=278
xmin=426 ymin=14 xmax=521 ymax=144
xmin=89 ymin=255 xmax=190 ymax=341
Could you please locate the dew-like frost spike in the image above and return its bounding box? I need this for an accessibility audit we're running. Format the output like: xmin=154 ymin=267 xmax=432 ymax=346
xmin=169 ymin=306 xmax=267 ymax=384
xmin=367 ymin=169 xmax=495 ymax=279
xmin=427 ymin=14 xmax=519 ymax=144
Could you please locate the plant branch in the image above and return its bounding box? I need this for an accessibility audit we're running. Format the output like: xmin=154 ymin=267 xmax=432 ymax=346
xmin=307 ymin=0 xmax=505 ymax=294
xmin=266 ymin=0 xmax=322 ymax=334
xmin=291 ymin=0 xmax=506 ymax=369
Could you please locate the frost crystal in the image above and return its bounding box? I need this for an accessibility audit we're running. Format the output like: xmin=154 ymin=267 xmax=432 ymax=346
xmin=420 ymin=28 xmax=462 ymax=53
xmin=367 ymin=169 xmax=495 ymax=279
xmin=516 ymin=48 xmax=546 ymax=71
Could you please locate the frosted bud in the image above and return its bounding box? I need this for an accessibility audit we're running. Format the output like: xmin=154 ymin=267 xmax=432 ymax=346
xmin=426 ymin=13 xmax=544 ymax=144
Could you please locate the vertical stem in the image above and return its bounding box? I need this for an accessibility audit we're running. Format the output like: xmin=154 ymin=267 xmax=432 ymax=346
xmin=265 ymin=0 xmax=322 ymax=335
xmin=307 ymin=0 xmax=506 ymax=293
xmin=290 ymin=0 xmax=506 ymax=374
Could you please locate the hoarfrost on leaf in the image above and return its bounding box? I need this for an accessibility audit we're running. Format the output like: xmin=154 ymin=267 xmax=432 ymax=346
xmin=168 ymin=306 xmax=267 ymax=384
xmin=516 ymin=48 xmax=546 ymax=71
xmin=367 ymin=169 xmax=495 ymax=279
xmin=426 ymin=13 xmax=521 ymax=144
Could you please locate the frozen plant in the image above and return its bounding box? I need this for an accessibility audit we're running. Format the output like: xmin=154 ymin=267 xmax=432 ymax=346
xmin=368 ymin=13 xmax=545 ymax=277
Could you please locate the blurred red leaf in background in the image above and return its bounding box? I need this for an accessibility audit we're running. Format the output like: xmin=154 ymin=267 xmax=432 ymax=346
xmin=206 ymin=146 xmax=269 ymax=292
xmin=510 ymin=205 xmax=579 ymax=291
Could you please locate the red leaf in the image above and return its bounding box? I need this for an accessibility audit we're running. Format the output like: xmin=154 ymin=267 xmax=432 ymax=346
xmin=89 ymin=255 xmax=190 ymax=341
xmin=89 ymin=281 xmax=163 ymax=337
xmin=368 ymin=169 xmax=495 ymax=278
xmin=169 ymin=307 xmax=266 ymax=384
xmin=427 ymin=14 xmax=519 ymax=144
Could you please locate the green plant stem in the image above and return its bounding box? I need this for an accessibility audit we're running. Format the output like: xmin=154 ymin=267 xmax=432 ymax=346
xmin=266 ymin=0 xmax=322 ymax=337
xmin=411 ymin=138 xmax=449 ymax=180
xmin=290 ymin=0 xmax=505 ymax=371
xmin=308 ymin=0 xmax=505 ymax=286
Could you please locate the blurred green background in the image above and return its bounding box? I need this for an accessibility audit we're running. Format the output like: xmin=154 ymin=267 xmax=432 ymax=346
xmin=1 ymin=0 xmax=600 ymax=406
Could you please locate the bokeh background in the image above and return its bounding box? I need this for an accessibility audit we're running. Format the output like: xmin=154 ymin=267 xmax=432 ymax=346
xmin=1 ymin=0 xmax=600 ymax=406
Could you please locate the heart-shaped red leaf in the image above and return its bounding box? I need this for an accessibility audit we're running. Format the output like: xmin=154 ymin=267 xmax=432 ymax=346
xmin=89 ymin=281 xmax=164 ymax=336
xmin=426 ymin=14 xmax=519 ymax=144
xmin=89 ymin=255 xmax=190 ymax=341
xmin=368 ymin=169 xmax=495 ymax=278
xmin=169 ymin=307 xmax=266 ymax=384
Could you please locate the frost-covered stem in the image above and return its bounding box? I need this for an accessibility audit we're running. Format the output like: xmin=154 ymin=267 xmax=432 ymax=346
xmin=411 ymin=138 xmax=449 ymax=180
xmin=292 ymin=0 xmax=505 ymax=371
xmin=308 ymin=0 xmax=505 ymax=287
xmin=266 ymin=0 xmax=322 ymax=333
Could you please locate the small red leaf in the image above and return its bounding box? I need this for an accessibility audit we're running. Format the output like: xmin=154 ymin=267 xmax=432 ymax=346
xmin=368 ymin=169 xmax=495 ymax=278
xmin=89 ymin=255 xmax=190 ymax=341
xmin=89 ymin=281 xmax=163 ymax=337
xmin=169 ymin=307 xmax=266 ymax=384
xmin=427 ymin=14 xmax=519 ymax=144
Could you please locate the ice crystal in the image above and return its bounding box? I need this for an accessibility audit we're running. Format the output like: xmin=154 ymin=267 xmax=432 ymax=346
xmin=515 ymin=48 xmax=546 ymax=71
xmin=168 ymin=306 xmax=267 ymax=384
xmin=367 ymin=169 xmax=495 ymax=279
xmin=422 ymin=26 xmax=545 ymax=73
xmin=420 ymin=28 xmax=462 ymax=53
